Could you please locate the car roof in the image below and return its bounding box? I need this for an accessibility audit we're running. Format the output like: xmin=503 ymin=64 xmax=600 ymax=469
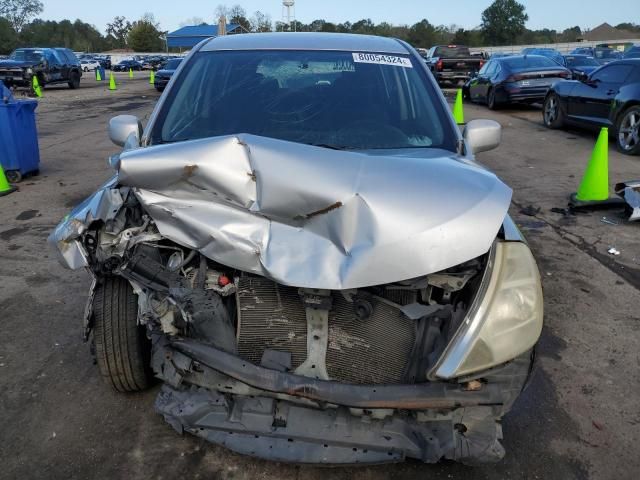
xmin=564 ymin=54 xmax=592 ymax=57
xmin=200 ymin=32 xmax=408 ymax=54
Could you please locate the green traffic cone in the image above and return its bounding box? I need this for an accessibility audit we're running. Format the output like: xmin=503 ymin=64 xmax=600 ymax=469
xmin=129 ymin=68 xmax=134 ymax=79
xmin=0 ymin=165 xmax=17 ymax=197
xmin=570 ymin=127 xmax=624 ymax=209
xmin=576 ymin=128 xmax=609 ymax=201
xmin=452 ymin=89 xmax=464 ymax=125
xmin=32 ymin=75 xmax=42 ymax=98
xmin=149 ymin=69 xmax=155 ymax=85
xmin=96 ymin=68 xmax=102 ymax=81
xmin=109 ymin=72 xmax=117 ymax=91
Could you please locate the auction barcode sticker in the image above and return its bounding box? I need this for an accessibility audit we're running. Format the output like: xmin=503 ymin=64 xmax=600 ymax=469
xmin=352 ymin=52 xmax=413 ymax=68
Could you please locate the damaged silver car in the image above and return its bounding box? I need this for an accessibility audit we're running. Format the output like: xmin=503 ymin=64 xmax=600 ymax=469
xmin=50 ymin=33 xmax=543 ymax=465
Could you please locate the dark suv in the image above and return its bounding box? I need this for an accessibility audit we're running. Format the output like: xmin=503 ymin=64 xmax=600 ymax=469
xmin=0 ymin=47 xmax=82 ymax=89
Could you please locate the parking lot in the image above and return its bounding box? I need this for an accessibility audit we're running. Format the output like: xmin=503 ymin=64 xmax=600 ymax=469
xmin=1 ymin=72 xmax=639 ymax=480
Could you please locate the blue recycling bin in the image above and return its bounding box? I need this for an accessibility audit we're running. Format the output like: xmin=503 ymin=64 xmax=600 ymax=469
xmin=0 ymin=93 xmax=40 ymax=182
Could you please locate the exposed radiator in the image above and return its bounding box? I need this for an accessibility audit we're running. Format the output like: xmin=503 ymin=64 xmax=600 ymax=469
xmin=236 ymin=276 xmax=416 ymax=384
xmin=236 ymin=277 xmax=308 ymax=369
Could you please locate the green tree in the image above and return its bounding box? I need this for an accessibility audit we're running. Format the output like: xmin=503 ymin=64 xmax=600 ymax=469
xmin=351 ymin=18 xmax=376 ymax=35
xmin=250 ymin=11 xmax=272 ymax=32
xmin=481 ymin=0 xmax=528 ymax=45
xmin=615 ymin=22 xmax=640 ymax=33
xmin=18 ymin=18 xmax=108 ymax=51
xmin=128 ymin=14 xmax=163 ymax=52
xmin=106 ymin=16 xmax=131 ymax=49
xmin=0 ymin=0 xmax=42 ymax=31
xmin=559 ymin=26 xmax=581 ymax=42
xmin=228 ymin=4 xmax=250 ymax=32
xmin=0 ymin=15 xmax=17 ymax=53
xmin=451 ymin=28 xmax=484 ymax=47
xmin=407 ymin=19 xmax=436 ymax=48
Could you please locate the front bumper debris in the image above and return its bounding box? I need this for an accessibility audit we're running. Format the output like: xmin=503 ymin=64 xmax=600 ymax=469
xmin=151 ymin=336 xmax=533 ymax=465
xmin=156 ymin=385 xmax=504 ymax=465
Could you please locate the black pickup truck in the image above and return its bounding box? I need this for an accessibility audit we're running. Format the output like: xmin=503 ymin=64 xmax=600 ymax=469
xmin=425 ymin=45 xmax=484 ymax=86
xmin=0 ymin=47 xmax=82 ymax=89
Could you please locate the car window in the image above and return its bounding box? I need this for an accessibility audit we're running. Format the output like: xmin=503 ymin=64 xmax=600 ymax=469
xmin=433 ymin=46 xmax=470 ymax=58
xmin=594 ymin=49 xmax=619 ymax=60
xmin=9 ymin=49 xmax=44 ymax=62
xmin=564 ymin=56 xmax=599 ymax=67
xmin=45 ymin=50 xmax=62 ymax=65
xmin=591 ymin=64 xmax=634 ymax=83
xmin=502 ymin=56 xmax=557 ymax=69
xmin=165 ymin=59 xmax=182 ymax=70
xmin=625 ymin=66 xmax=640 ymax=83
xmin=62 ymin=50 xmax=79 ymax=63
xmin=151 ymin=50 xmax=454 ymax=151
xmin=483 ymin=61 xmax=498 ymax=76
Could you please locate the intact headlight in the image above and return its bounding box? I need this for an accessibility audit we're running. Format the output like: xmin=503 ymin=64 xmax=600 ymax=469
xmin=26 ymin=67 xmax=33 ymax=75
xmin=431 ymin=241 xmax=543 ymax=379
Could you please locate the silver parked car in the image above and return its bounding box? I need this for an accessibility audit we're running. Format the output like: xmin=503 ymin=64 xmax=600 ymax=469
xmin=50 ymin=33 xmax=543 ymax=466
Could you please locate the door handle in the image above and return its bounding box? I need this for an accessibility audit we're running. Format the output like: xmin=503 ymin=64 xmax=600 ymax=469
xmin=606 ymin=89 xmax=616 ymax=95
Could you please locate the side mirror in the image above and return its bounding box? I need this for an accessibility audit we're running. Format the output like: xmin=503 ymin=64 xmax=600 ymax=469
xmin=463 ymin=119 xmax=501 ymax=154
xmin=577 ymin=71 xmax=591 ymax=82
xmin=108 ymin=115 xmax=142 ymax=149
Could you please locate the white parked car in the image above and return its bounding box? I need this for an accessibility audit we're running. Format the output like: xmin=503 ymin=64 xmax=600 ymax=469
xmin=80 ymin=60 xmax=100 ymax=72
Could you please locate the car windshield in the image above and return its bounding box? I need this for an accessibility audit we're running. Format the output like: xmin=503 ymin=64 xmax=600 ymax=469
xmin=151 ymin=50 xmax=452 ymax=151
xmin=9 ymin=49 xmax=44 ymax=62
xmin=565 ymin=56 xmax=599 ymax=67
xmin=434 ymin=46 xmax=470 ymax=58
xmin=503 ymin=55 xmax=557 ymax=69
xmin=595 ymin=49 xmax=618 ymax=59
xmin=164 ymin=59 xmax=182 ymax=70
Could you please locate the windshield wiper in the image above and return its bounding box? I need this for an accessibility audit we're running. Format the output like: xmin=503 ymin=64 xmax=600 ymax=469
xmin=308 ymin=143 xmax=355 ymax=151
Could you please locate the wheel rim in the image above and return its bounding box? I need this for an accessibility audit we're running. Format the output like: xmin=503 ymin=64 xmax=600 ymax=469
xmin=544 ymin=97 xmax=558 ymax=124
xmin=618 ymin=110 xmax=640 ymax=151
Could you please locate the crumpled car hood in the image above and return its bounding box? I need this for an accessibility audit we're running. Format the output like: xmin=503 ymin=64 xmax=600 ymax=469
xmin=51 ymin=134 xmax=512 ymax=289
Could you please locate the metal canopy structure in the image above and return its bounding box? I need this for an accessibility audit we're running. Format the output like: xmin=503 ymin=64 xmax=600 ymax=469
xmin=166 ymin=24 xmax=246 ymax=49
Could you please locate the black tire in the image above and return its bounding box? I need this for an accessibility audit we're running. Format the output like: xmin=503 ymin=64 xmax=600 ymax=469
xmin=5 ymin=170 xmax=22 ymax=183
xmin=615 ymin=105 xmax=640 ymax=155
xmin=155 ymin=87 xmax=164 ymax=92
xmin=543 ymin=93 xmax=565 ymax=129
xmin=462 ymin=86 xmax=470 ymax=100
xmin=68 ymin=71 xmax=80 ymax=89
xmin=487 ymin=88 xmax=499 ymax=110
xmin=93 ymin=277 xmax=153 ymax=392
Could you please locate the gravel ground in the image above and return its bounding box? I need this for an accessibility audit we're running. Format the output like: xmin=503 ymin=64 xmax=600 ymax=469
xmin=0 ymin=74 xmax=638 ymax=480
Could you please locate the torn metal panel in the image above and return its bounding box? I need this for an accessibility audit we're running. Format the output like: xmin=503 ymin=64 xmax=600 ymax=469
xmin=615 ymin=180 xmax=640 ymax=222
xmin=47 ymin=177 xmax=121 ymax=269
xmin=111 ymin=134 xmax=512 ymax=290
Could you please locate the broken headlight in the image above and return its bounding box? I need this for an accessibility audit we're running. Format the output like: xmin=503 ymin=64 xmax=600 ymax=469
xmin=432 ymin=241 xmax=543 ymax=379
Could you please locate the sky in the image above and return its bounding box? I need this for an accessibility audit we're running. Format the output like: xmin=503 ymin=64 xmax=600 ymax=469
xmin=40 ymin=0 xmax=639 ymax=34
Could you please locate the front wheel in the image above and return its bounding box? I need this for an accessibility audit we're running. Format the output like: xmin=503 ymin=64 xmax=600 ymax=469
xmin=487 ymin=88 xmax=500 ymax=110
xmin=93 ymin=277 xmax=153 ymax=392
xmin=68 ymin=71 xmax=80 ymax=89
xmin=616 ymin=106 xmax=640 ymax=155
xmin=543 ymin=93 xmax=564 ymax=129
